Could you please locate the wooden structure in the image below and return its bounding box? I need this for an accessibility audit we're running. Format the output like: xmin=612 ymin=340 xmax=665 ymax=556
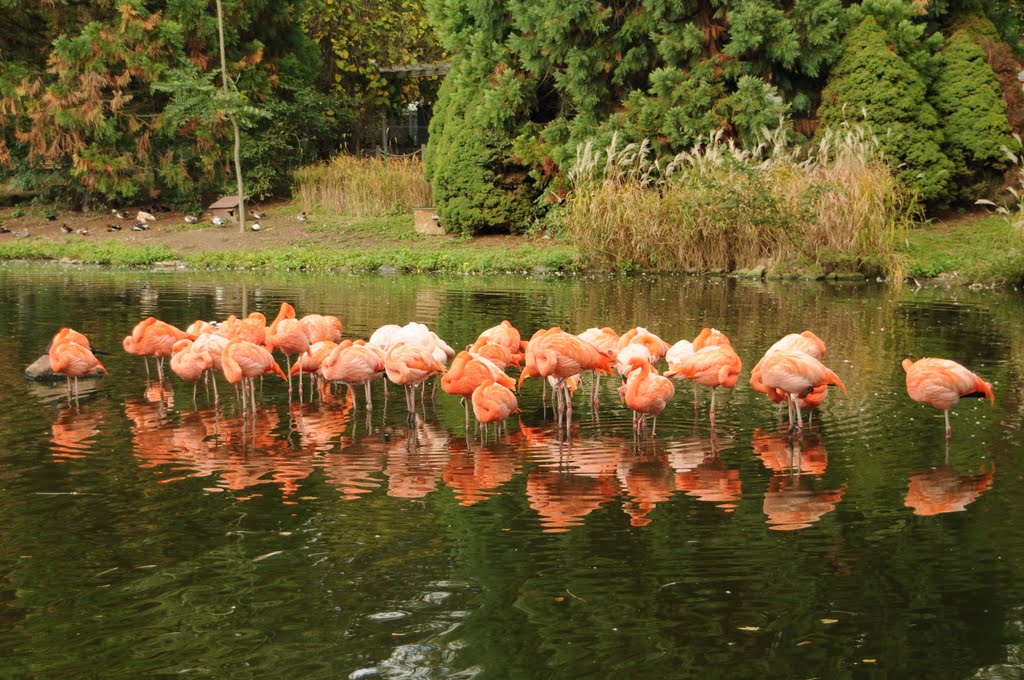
xmin=208 ymin=195 xmax=249 ymax=223
xmin=414 ymin=207 xmax=443 ymax=235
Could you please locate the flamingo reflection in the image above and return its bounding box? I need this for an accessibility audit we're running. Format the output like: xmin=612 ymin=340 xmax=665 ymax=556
xmin=618 ymin=453 xmax=676 ymax=526
xmin=443 ymin=438 xmax=516 ymax=506
xmin=50 ymin=406 xmax=105 ymax=461
xmin=668 ymin=434 xmax=742 ymax=512
xmin=905 ymin=463 xmax=994 ymax=516
xmin=754 ymin=429 xmax=845 ymax=530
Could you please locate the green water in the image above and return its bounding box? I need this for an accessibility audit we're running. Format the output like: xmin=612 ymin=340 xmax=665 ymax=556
xmin=1 ymin=263 xmax=1022 ymax=678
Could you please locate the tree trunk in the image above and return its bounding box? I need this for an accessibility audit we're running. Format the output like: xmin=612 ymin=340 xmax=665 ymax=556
xmin=214 ymin=0 xmax=245 ymax=233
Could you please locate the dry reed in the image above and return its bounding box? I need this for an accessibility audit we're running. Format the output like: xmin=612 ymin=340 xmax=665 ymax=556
xmin=294 ymin=155 xmax=432 ymax=217
xmin=565 ymin=124 xmax=918 ymax=277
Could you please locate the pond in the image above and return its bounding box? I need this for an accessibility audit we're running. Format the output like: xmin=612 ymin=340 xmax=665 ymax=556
xmin=1 ymin=263 xmax=1022 ymax=678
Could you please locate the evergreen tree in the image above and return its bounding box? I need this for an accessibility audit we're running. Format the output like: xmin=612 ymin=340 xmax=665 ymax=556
xmin=817 ymin=16 xmax=954 ymax=202
xmin=931 ymin=30 xmax=1014 ymax=199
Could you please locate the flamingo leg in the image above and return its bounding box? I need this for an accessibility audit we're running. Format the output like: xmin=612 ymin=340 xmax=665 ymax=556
xmin=945 ymin=409 xmax=952 ymax=439
xmin=144 ymin=356 xmax=151 ymax=379
xmin=212 ymin=373 xmax=219 ymax=406
xmin=365 ymin=381 xmax=373 ymax=411
xmin=298 ymin=363 xmax=304 ymax=402
xmin=285 ymin=356 xmax=293 ymax=398
xmin=710 ymin=386 xmax=717 ymax=425
xmin=693 ymin=384 xmax=699 ymax=411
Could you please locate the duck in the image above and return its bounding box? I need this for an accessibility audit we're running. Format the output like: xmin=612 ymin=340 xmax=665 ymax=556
xmin=183 ymin=214 xmax=200 ymax=224
xmin=76 ymin=227 xmax=90 ymax=236
xmin=131 ymin=223 xmax=149 ymax=231
xmin=60 ymin=223 xmax=72 ymax=234
xmin=251 ymin=222 xmax=261 ymax=231
xmin=106 ymin=224 xmax=122 ymax=232
xmin=251 ymin=210 xmax=266 ymax=219
xmin=0 ymin=226 xmax=9 ymax=234
xmin=297 ymin=211 xmax=307 ymax=223
xmin=136 ymin=210 xmax=157 ymax=223
xmin=112 ymin=209 xmax=128 ymax=220
xmin=212 ymin=216 xmax=227 ymax=226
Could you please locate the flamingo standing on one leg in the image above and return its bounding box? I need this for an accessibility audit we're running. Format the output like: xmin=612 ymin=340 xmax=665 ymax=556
xmin=665 ymin=344 xmax=742 ymax=424
xmin=902 ymin=357 xmax=995 ymax=439
xmin=442 ymin=351 xmax=516 ymax=429
xmin=170 ymin=339 xmax=215 ymax=405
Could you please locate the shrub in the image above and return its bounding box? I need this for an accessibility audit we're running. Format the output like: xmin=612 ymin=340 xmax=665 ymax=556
xmin=817 ymin=16 xmax=954 ymax=203
xmin=931 ymin=31 xmax=1015 ymax=201
xmin=564 ymin=124 xmax=917 ymax=278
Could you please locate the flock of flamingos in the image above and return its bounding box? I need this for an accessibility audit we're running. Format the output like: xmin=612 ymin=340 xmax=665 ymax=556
xmin=44 ymin=301 xmax=996 ymax=440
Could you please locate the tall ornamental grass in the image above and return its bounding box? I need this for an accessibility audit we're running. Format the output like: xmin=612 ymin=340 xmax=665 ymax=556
xmin=295 ymin=155 xmax=433 ymax=217
xmin=564 ymin=124 xmax=919 ymax=277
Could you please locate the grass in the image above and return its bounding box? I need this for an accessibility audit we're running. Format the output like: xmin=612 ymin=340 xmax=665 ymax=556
xmin=303 ymin=214 xmax=425 ymax=241
xmin=294 ymin=155 xmax=432 ymax=217
xmin=0 ymin=236 xmax=581 ymax=274
xmin=904 ymin=213 xmax=1024 ymax=284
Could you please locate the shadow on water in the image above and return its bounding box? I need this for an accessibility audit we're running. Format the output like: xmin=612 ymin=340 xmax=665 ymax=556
xmin=1 ymin=264 xmax=1024 ymax=677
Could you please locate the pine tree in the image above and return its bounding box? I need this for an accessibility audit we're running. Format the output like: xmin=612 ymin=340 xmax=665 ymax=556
xmin=817 ymin=16 xmax=954 ymax=202
xmin=931 ymin=30 xmax=1014 ymax=199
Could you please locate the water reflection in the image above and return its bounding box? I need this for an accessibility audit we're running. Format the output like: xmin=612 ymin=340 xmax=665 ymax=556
xmin=905 ymin=462 xmax=995 ymax=516
xmin=754 ymin=430 xmax=845 ymax=530
xmin=443 ymin=439 xmax=516 ymax=507
xmin=669 ymin=436 xmax=742 ymax=512
xmin=50 ymin=406 xmax=105 ymax=461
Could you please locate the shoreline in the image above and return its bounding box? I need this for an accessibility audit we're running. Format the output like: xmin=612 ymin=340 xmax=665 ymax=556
xmin=0 ymin=203 xmax=1019 ymax=284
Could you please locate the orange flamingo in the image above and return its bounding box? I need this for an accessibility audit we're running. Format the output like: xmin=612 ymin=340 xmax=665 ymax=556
xmin=520 ymin=329 xmax=613 ymax=426
xmin=902 ymin=357 xmax=995 ymax=439
xmin=50 ymin=327 xmax=92 ymax=350
xmin=759 ymin=349 xmax=846 ymax=432
xmin=185 ymin=320 xmax=218 ymax=339
xmin=321 ymin=342 xmax=386 ymax=410
xmin=442 ymin=351 xmax=516 ymax=427
xmin=618 ymin=327 xmax=671 ymax=362
xmin=266 ymin=302 xmax=311 ymax=398
xmin=622 ymin=357 xmax=675 ymax=435
xmin=471 ymin=379 xmax=520 ymax=436
xmin=122 ymin=317 xmax=189 ymax=382
xmin=472 ymin=320 xmax=523 ymax=361
xmin=290 ymin=340 xmax=340 ymax=396
xmin=665 ymin=345 xmax=742 ymax=423
xmin=692 ymin=327 xmax=731 ymax=351
xmin=301 ymin=314 xmax=343 ymax=344
xmin=384 ymin=342 xmax=446 ymax=422
xmin=750 ymin=330 xmax=826 ymax=398
xmin=222 ymin=337 xmax=287 ymax=412
xmin=472 ymin=343 xmax=517 ymax=370
xmin=170 ymin=338 xmax=215 ymax=404
xmin=49 ymin=337 xmax=107 ymax=401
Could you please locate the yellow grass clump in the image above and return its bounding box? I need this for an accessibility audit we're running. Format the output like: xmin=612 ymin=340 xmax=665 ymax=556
xmin=564 ymin=123 xmax=919 ymax=277
xmin=295 ymin=155 xmax=432 ymax=217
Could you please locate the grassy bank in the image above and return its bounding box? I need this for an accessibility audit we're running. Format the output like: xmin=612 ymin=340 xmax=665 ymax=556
xmin=0 ymin=232 xmax=581 ymax=275
xmin=904 ymin=213 xmax=1024 ymax=285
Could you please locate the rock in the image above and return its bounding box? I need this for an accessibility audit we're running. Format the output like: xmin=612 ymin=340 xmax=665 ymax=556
xmin=377 ymin=264 xmax=398 ymax=276
xmin=734 ymin=266 xmax=766 ymax=279
xmin=12 ymin=228 xmax=29 ymax=239
xmin=24 ymin=354 xmax=105 ymax=382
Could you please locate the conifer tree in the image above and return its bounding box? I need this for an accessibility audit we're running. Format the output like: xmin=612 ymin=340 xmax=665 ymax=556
xmin=931 ymin=30 xmax=1014 ymax=199
xmin=817 ymin=16 xmax=953 ymax=202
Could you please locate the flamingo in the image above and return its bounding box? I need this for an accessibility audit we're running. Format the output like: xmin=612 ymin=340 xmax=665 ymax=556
xmin=442 ymin=351 xmax=516 ymax=428
xmin=49 ymin=337 xmax=107 ymax=402
xmin=471 ymin=379 xmax=520 ymax=437
xmin=472 ymin=320 xmax=523 ymax=359
xmin=520 ymin=328 xmax=613 ymax=427
xmin=222 ymin=337 xmax=287 ymax=412
xmin=693 ymin=327 xmax=731 ymax=351
xmin=577 ymin=326 xmax=619 ymax=403
xmin=664 ymin=344 xmax=742 ymax=424
xmin=384 ymin=342 xmax=446 ymax=423
xmin=185 ymin=320 xmax=218 ymax=339
xmin=618 ymin=327 xmax=671 ymax=362
xmin=192 ymin=332 xmax=229 ymax=404
xmin=290 ymin=340 xmax=340 ymax=396
xmin=122 ymin=317 xmax=189 ymax=382
xmin=622 ymin=357 xmax=675 ymax=435
xmin=321 ymin=342 xmax=385 ymax=410
xmin=301 ymin=314 xmax=343 ymax=344
xmin=759 ymin=349 xmax=846 ymax=432
xmin=472 ymin=343 xmax=517 ymax=370
xmin=902 ymin=357 xmax=994 ymax=439
xmin=266 ymin=302 xmax=311 ymax=398
xmin=169 ymin=339 xmax=214 ymax=404
xmin=750 ymin=331 xmax=827 ymax=397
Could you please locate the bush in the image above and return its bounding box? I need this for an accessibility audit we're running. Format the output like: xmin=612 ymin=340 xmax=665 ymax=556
xmin=564 ymin=124 xmax=917 ymax=278
xmin=931 ymin=31 xmax=1015 ymax=201
xmin=817 ymin=16 xmax=954 ymax=203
